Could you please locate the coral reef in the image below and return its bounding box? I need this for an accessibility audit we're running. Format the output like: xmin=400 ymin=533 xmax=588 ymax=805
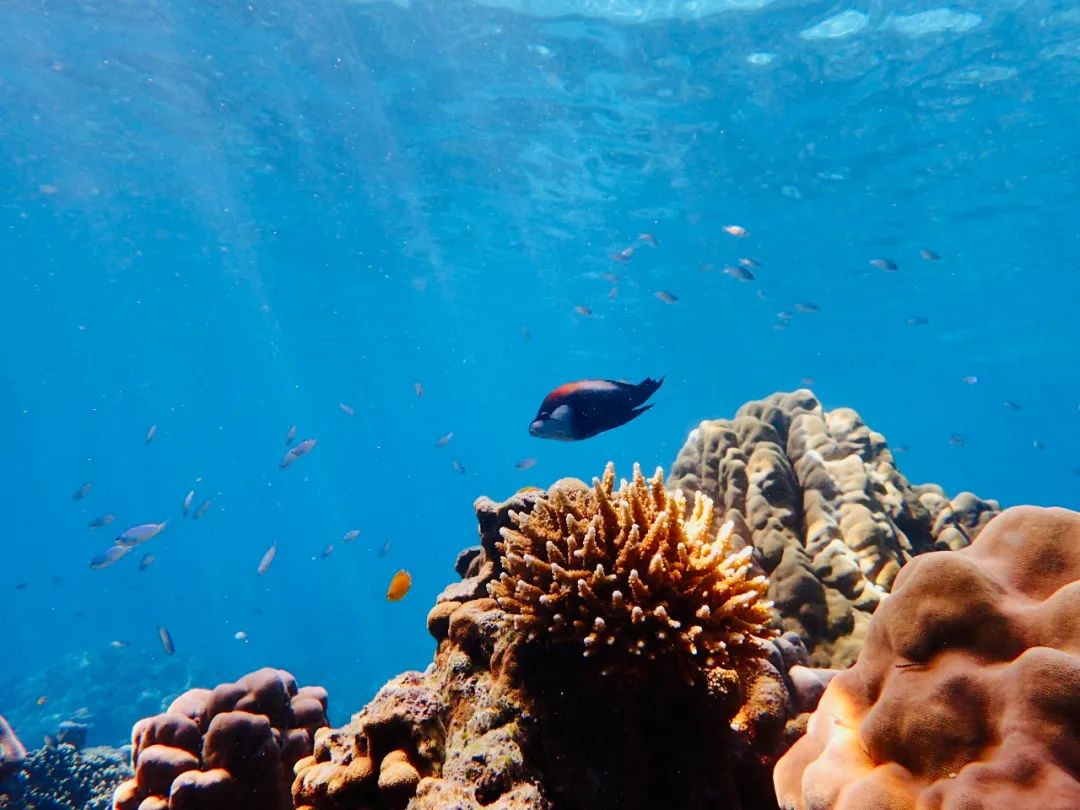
xmin=294 ymin=465 xmax=826 ymax=810
xmin=0 ymin=744 xmax=131 ymax=810
xmin=113 ymin=667 xmax=328 ymax=810
xmin=668 ymin=389 xmax=1000 ymax=667
xmin=773 ymin=505 xmax=1080 ymax=810
xmin=489 ymin=463 xmax=774 ymax=681
xmin=0 ymin=718 xmax=26 ymax=778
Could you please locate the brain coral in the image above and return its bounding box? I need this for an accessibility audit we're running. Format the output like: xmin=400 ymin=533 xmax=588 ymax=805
xmin=773 ymin=505 xmax=1080 ymax=810
xmin=668 ymin=389 xmax=1000 ymax=667
xmin=488 ymin=462 xmax=775 ymax=681
xmin=113 ymin=667 xmax=327 ymax=810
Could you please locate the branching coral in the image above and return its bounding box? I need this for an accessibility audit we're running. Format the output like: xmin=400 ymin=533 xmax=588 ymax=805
xmin=487 ymin=462 xmax=776 ymax=680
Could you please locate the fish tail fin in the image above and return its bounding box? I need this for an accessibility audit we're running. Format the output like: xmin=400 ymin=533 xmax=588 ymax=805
xmin=636 ymin=376 xmax=664 ymax=401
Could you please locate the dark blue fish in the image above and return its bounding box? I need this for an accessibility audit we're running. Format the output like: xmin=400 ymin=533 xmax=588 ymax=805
xmin=529 ymin=378 xmax=663 ymax=441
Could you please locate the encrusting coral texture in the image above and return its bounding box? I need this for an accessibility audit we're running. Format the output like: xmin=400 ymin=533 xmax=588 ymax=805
xmin=668 ymin=389 xmax=1000 ymax=667
xmin=0 ymin=744 xmax=131 ymax=810
xmin=294 ymin=463 xmax=823 ymax=810
xmin=112 ymin=667 xmax=327 ymax=810
xmin=488 ymin=462 xmax=775 ymax=682
xmin=773 ymin=505 xmax=1080 ymax=810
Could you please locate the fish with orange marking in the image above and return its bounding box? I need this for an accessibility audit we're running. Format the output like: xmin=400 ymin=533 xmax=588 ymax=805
xmin=574 ymin=305 xmax=592 ymax=317
xmin=723 ymin=225 xmax=749 ymax=237
xmin=655 ymin=290 xmax=678 ymax=304
xmin=387 ymin=569 xmax=412 ymax=601
xmin=529 ymin=377 xmax=663 ymax=441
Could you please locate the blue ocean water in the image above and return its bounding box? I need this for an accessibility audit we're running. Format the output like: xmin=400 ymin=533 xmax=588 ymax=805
xmin=1 ymin=0 xmax=1077 ymax=748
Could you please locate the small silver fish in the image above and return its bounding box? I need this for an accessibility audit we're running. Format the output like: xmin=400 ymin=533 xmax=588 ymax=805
xmin=1002 ymin=400 xmax=1021 ymax=411
xmin=342 ymin=529 xmax=360 ymax=543
xmin=452 ymin=459 xmax=466 ymax=475
xmin=234 ymin=631 xmax=248 ymax=641
xmin=723 ymin=224 xmax=748 ymax=237
xmin=907 ymin=316 xmax=929 ymax=326
xmin=73 ymin=481 xmax=93 ymax=500
xmin=655 ymin=290 xmax=679 ymax=304
xmin=435 ymin=431 xmax=454 ymax=448
xmin=920 ymin=248 xmax=941 ymax=261
xmin=414 ymin=382 xmax=424 ymax=398
xmin=638 ymin=233 xmax=658 ymax=247
xmin=145 ymin=424 xmax=157 ymax=444
xmin=158 ymin=625 xmax=175 ymax=655
xmin=183 ymin=490 xmax=195 ymax=516
xmin=948 ymin=434 xmax=966 ymax=447
xmin=193 ymin=499 xmax=212 ymax=520
xmin=722 ymin=265 xmax=754 ymax=282
xmin=139 ymin=553 xmax=155 ymax=572
xmin=257 ymin=542 xmax=277 ymax=575
xmin=109 ymin=640 xmax=128 ymax=649
xmin=378 ymin=540 xmax=392 ymax=558
xmin=776 ymin=311 xmax=794 ymax=321
xmin=279 ymin=438 xmax=317 ymax=469
xmin=870 ymin=258 xmax=898 ymax=271
xmin=285 ymin=424 xmax=297 ymax=445
xmin=115 ymin=520 xmax=168 ymax=548
xmin=521 ymin=324 xmax=531 ymax=342
xmin=88 ymin=514 xmax=115 ymax=529
xmin=515 ymin=457 xmax=537 ymax=471
xmin=321 ymin=543 xmax=335 ymax=559
xmin=1032 ymin=439 xmax=1046 ymax=451
xmin=90 ymin=544 xmax=130 ymax=570
xmin=738 ymin=257 xmax=760 ymax=269
xmin=339 ymin=402 xmax=356 ymax=417
xmin=961 ymin=376 xmax=978 ymax=385
xmin=795 ymin=302 xmax=819 ymax=313
xmin=609 ymin=246 xmax=634 ymax=263
xmin=893 ymin=445 xmax=910 ymax=454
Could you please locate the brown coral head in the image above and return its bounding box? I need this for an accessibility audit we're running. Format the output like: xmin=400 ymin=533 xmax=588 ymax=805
xmin=487 ymin=462 xmax=776 ymax=681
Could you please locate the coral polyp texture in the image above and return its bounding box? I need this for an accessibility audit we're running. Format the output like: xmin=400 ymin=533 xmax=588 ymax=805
xmin=296 ymin=469 xmax=832 ymax=810
xmin=112 ymin=667 xmax=327 ymax=810
xmin=668 ymin=389 xmax=1000 ymax=667
xmin=488 ymin=462 xmax=775 ymax=679
xmin=773 ymin=505 xmax=1080 ymax=810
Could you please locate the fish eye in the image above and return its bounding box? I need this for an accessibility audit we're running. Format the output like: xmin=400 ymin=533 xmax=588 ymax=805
xmin=538 ymin=411 xmax=550 ymax=419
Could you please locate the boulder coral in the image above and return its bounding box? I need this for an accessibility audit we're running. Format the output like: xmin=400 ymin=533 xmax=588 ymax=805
xmin=112 ymin=667 xmax=327 ymax=810
xmin=295 ymin=466 xmax=825 ymax=810
xmin=669 ymin=389 xmax=1000 ymax=667
xmin=488 ymin=462 xmax=775 ymax=681
xmin=773 ymin=505 xmax=1080 ymax=810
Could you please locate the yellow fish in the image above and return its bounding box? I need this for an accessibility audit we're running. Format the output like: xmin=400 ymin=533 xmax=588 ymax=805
xmin=386 ymin=569 xmax=412 ymax=602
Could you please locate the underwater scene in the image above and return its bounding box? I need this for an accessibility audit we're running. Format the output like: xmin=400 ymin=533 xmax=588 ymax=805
xmin=1 ymin=0 xmax=1078 ymax=808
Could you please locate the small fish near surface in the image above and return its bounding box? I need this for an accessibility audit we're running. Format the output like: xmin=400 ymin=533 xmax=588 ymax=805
xmin=961 ymin=375 xmax=978 ymax=386
xmin=386 ymin=569 xmax=412 ymax=602
xmin=109 ymin=640 xmax=129 ymax=649
xmin=192 ymin=499 xmax=213 ymax=520
xmin=637 ymin=233 xmax=658 ymax=247
xmin=451 ymin=459 xmax=466 ymax=475
xmin=115 ymin=520 xmax=168 ymax=548
xmin=145 ymin=424 xmax=157 ymax=444
xmin=183 ymin=490 xmax=195 ymax=516
xmin=514 ymin=457 xmax=537 ymax=471
xmin=795 ymin=302 xmax=820 ymax=313
xmin=655 ymin=290 xmax=678 ymax=304
xmin=234 ymin=631 xmax=248 ymax=641
xmin=434 ymin=431 xmax=454 ymax=448
xmin=1003 ymin=400 xmax=1022 ymax=411
xmin=574 ymin=305 xmax=593 ymax=317
xmin=414 ymin=382 xmax=424 ymax=398
xmin=948 ymin=433 xmax=966 ymax=447
xmin=138 ymin=553 xmax=155 ymax=572
xmin=529 ymin=377 xmax=663 ymax=441
xmin=257 ymin=543 xmax=277 ymax=575
xmin=342 ymin=529 xmax=360 ymax=543
xmin=72 ymin=481 xmax=93 ymax=500
xmin=723 ymin=224 xmax=749 ymax=238
xmin=90 ymin=544 xmax=130 ymax=570
xmin=158 ymin=625 xmax=175 ymax=655
xmin=870 ymin=258 xmax=898 ymax=272
xmin=920 ymin=248 xmax=941 ymax=261
xmin=609 ymin=246 xmax=635 ymax=263
xmin=285 ymin=424 xmax=297 ymax=445
xmin=906 ymin=316 xmax=930 ymax=326
xmin=339 ymin=402 xmax=356 ymax=417
xmin=320 ymin=543 xmax=335 ymax=559
xmin=378 ymin=540 xmax=392 ymax=558
xmin=280 ymin=438 xmax=317 ymax=469
xmin=88 ymin=514 xmax=115 ymax=529
xmin=722 ymin=265 xmax=754 ymax=282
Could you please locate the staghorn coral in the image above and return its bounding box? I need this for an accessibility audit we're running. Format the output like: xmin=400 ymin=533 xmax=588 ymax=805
xmin=773 ymin=505 xmax=1080 ymax=810
xmin=488 ymin=462 xmax=775 ymax=681
xmin=113 ymin=667 xmax=327 ymax=810
xmin=669 ymin=389 xmax=1000 ymax=667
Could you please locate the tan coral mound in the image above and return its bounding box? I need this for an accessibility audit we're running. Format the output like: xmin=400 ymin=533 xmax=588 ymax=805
xmin=773 ymin=505 xmax=1080 ymax=810
xmin=488 ymin=462 xmax=775 ymax=679
xmin=669 ymin=389 xmax=1000 ymax=667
